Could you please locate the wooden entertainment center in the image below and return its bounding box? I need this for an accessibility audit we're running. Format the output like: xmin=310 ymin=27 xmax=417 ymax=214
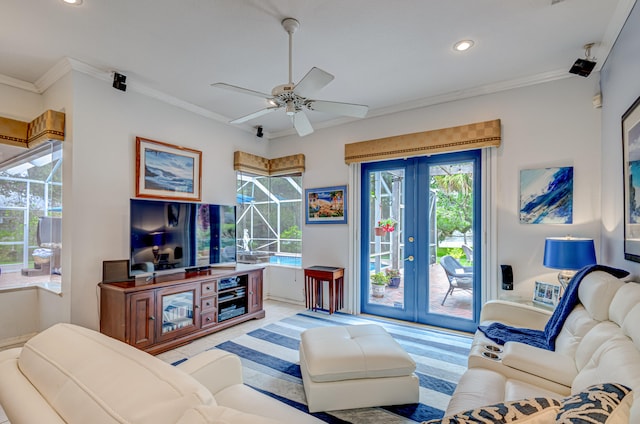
xmin=99 ymin=267 xmax=264 ymax=355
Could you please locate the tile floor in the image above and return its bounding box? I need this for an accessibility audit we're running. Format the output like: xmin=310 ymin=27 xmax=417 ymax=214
xmin=155 ymin=299 xmax=306 ymax=364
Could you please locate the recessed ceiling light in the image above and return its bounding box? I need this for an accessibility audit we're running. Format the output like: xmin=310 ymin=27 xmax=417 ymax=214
xmin=62 ymin=0 xmax=83 ymax=5
xmin=454 ymin=40 xmax=474 ymax=52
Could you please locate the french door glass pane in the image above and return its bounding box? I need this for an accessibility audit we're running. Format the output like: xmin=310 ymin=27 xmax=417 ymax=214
xmin=368 ymin=168 xmax=405 ymax=309
xmin=428 ymin=161 xmax=474 ymax=319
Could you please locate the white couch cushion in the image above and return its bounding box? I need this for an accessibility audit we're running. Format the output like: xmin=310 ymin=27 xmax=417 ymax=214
xmin=446 ymin=368 xmax=561 ymax=416
xmin=18 ymin=323 xmax=215 ymax=424
xmin=177 ymin=405 xmax=281 ymax=424
xmin=573 ymin=322 xmax=640 ymax=423
xmin=622 ymin=303 xmax=640 ymax=351
xmin=610 ymin=282 xmax=640 ymax=326
xmin=553 ymin=304 xmax=599 ymax=357
xmin=578 ymin=271 xmax=624 ymax=321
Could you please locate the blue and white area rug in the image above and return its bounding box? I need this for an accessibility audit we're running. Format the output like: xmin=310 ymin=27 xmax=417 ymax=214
xmin=209 ymin=311 xmax=472 ymax=423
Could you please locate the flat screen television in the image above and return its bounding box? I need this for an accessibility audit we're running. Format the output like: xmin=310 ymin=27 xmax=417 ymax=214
xmin=130 ymin=199 xmax=236 ymax=275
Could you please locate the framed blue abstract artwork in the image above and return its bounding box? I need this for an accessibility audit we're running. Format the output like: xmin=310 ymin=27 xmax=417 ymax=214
xmin=623 ymin=95 xmax=640 ymax=262
xmin=519 ymin=166 xmax=573 ymax=224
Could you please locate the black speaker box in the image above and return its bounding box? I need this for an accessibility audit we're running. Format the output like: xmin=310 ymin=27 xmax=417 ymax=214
xmin=102 ymin=259 xmax=131 ymax=282
xmin=500 ymin=264 xmax=513 ymax=290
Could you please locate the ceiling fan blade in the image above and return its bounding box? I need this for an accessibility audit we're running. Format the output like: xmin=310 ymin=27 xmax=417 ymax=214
xmin=293 ymin=67 xmax=334 ymax=98
xmin=229 ymin=107 xmax=279 ymax=124
xmin=211 ymin=82 xmax=272 ymax=99
xmin=292 ymin=111 xmax=314 ymax=136
xmin=307 ymin=100 xmax=369 ymax=118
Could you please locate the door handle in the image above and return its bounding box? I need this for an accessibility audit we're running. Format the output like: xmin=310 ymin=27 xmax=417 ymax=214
xmin=405 ymin=255 xmax=414 ymax=262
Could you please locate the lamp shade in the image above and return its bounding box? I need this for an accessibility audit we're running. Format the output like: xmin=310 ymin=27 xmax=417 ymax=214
xmin=543 ymin=237 xmax=596 ymax=270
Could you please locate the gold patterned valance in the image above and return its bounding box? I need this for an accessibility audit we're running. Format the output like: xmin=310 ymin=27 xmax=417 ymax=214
xmin=234 ymin=151 xmax=305 ymax=176
xmin=344 ymin=119 xmax=501 ymax=164
xmin=0 ymin=110 xmax=65 ymax=150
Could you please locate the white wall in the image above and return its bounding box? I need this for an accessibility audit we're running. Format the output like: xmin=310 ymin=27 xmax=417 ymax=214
xmin=39 ymin=72 xmax=74 ymax=330
xmin=600 ymin=2 xmax=640 ymax=277
xmin=270 ymin=75 xmax=603 ymax=304
xmin=65 ymin=72 xmax=266 ymax=329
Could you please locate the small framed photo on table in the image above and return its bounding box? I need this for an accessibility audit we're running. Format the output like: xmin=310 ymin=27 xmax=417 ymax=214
xmin=533 ymin=281 xmax=562 ymax=307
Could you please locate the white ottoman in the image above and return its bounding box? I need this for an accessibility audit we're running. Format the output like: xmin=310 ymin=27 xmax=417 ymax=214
xmin=299 ymin=324 xmax=419 ymax=412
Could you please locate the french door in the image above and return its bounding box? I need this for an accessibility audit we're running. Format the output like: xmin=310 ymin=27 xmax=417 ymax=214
xmin=360 ymin=150 xmax=481 ymax=332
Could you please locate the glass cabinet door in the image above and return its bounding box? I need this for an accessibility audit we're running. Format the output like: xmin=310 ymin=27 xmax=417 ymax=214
xmin=156 ymin=285 xmax=199 ymax=341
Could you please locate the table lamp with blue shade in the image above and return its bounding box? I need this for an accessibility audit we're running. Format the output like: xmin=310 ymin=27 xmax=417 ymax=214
xmin=543 ymin=237 xmax=596 ymax=289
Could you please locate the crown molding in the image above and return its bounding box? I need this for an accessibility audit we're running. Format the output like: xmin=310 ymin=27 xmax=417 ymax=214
xmin=268 ymin=68 xmax=574 ymax=139
xmin=0 ymin=74 xmax=38 ymax=93
xmin=0 ymin=60 xmax=589 ymax=141
xmin=65 ymin=58 xmax=232 ymax=125
xmin=34 ymin=58 xmax=74 ymax=93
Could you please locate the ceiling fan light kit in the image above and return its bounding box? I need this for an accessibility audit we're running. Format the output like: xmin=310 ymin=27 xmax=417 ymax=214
xmin=211 ymin=17 xmax=369 ymax=137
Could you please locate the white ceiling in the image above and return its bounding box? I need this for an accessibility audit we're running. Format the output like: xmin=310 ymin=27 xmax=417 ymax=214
xmin=0 ymin=0 xmax=635 ymax=161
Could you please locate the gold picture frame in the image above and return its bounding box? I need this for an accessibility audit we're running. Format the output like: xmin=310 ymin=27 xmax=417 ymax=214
xmin=135 ymin=137 xmax=202 ymax=201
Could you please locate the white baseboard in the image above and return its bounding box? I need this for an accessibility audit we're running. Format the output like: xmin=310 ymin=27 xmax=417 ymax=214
xmin=265 ymin=295 xmax=305 ymax=306
xmin=0 ymin=333 xmax=36 ymax=350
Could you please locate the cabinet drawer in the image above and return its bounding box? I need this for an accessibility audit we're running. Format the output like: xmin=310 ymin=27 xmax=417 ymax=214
xmin=201 ymin=295 xmax=216 ymax=311
xmin=201 ymin=281 xmax=216 ymax=295
xmin=201 ymin=310 xmax=217 ymax=327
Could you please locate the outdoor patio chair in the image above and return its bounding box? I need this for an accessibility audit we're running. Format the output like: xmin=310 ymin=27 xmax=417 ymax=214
xmin=439 ymin=255 xmax=473 ymax=305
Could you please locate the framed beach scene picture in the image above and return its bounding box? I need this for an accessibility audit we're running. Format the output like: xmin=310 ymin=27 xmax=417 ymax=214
xmin=136 ymin=137 xmax=202 ymax=201
xmin=519 ymin=166 xmax=573 ymax=224
xmin=305 ymin=185 xmax=347 ymax=224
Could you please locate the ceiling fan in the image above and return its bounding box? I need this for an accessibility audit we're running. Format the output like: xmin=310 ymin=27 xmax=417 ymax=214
xmin=211 ymin=17 xmax=369 ymax=137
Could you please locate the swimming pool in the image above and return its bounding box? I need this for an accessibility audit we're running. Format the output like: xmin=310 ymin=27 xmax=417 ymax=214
xmin=269 ymin=255 xmax=302 ymax=267
xmin=269 ymin=256 xmax=387 ymax=271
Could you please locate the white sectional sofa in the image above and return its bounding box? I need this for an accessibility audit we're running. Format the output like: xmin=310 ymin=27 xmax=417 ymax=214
xmin=431 ymin=270 xmax=640 ymax=423
xmin=0 ymin=323 xmax=322 ymax=424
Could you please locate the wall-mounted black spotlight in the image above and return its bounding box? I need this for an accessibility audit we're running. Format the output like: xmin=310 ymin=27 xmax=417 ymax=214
xmin=112 ymin=72 xmax=127 ymax=91
xmin=569 ymin=43 xmax=596 ymax=77
xmin=255 ymin=125 xmax=264 ymax=138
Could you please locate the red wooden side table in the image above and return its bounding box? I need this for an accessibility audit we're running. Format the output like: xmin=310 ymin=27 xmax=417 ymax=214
xmin=304 ymin=266 xmax=345 ymax=314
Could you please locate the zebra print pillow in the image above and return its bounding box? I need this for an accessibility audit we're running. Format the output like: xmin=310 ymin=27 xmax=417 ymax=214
xmin=424 ymin=383 xmax=632 ymax=424
xmin=557 ymin=383 xmax=632 ymax=423
xmin=423 ymin=397 xmax=561 ymax=423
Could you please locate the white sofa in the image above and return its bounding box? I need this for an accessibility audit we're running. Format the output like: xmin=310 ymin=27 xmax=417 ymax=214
xmin=0 ymin=323 xmax=322 ymax=424
xmin=435 ymin=270 xmax=640 ymax=423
